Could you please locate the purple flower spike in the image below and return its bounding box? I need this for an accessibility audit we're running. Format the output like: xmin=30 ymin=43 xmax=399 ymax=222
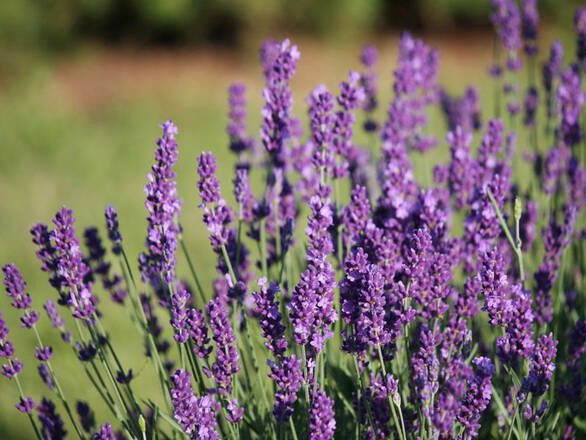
xmin=206 ymin=297 xmax=241 ymax=395
xmin=15 ymin=397 xmax=35 ymax=414
xmin=253 ymin=278 xmax=287 ymax=357
xmin=37 ymin=398 xmax=67 ymax=440
xmin=170 ymin=369 xmax=220 ymax=439
xmin=227 ymin=83 xmax=251 ymax=154
xmin=521 ymin=0 xmax=539 ymax=56
xmin=197 ymin=152 xmax=221 ymax=206
xmin=360 ymin=45 xmax=379 ymax=132
xmin=139 ymin=121 xmax=182 ymax=285
xmin=268 ymin=354 xmax=303 ymax=422
xmin=93 ymin=422 xmax=114 ymax=440
xmin=521 ymin=333 xmax=558 ymax=397
xmin=51 ymin=206 xmax=97 ymax=319
xmin=77 ymin=400 xmax=96 ymax=433
xmin=104 ymin=205 xmax=122 ymax=255
xmin=260 ymin=39 xmax=300 ymax=162
xmin=308 ymin=85 xmax=335 ymax=148
xmin=186 ymin=308 xmax=212 ymax=359
xmin=491 ymin=0 xmax=522 ymax=71
xmin=233 ymin=168 xmax=254 ymax=222
xmin=39 ymin=363 xmax=55 ymax=390
xmin=458 ymin=357 xmax=494 ymax=438
xmin=557 ymin=66 xmax=585 ymax=147
xmin=309 ymin=385 xmax=336 ymax=440
xmin=523 ymin=86 xmax=538 ymax=127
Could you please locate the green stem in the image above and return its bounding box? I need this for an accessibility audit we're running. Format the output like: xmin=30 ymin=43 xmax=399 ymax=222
xmin=179 ymin=239 xmax=206 ymax=307
xmin=13 ymin=372 xmax=43 ymax=440
xmin=377 ymin=345 xmax=405 ymax=440
xmin=31 ymin=325 xmax=85 ymax=439
xmin=487 ymin=188 xmax=525 ymax=283
xmin=260 ymin=218 xmax=269 ymax=279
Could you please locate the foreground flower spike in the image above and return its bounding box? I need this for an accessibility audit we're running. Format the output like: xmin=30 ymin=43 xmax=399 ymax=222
xmin=170 ymin=369 xmax=220 ymax=439
xmin=260 ymin=38 xmax=300 ymax=164
xmin=76 ymin=400 xmax=96 ymax=433
xmin=206 ymin=298 xmax=241 ymax=398
xmin=309 ymin=385 xmax=336 ymax=440
xmin=521 ymin=333 xmax=558 ymax=398
xmin=139 ymin=120 xmax=182 ymax=285
xmin=458 ymin=357 xmax=495 ymax=438
xmin=51 ymin=206 xmax=98 ymax=319
xmin=2 ymin=264 xmax=39 ymax=328
xmin=0 ymin=310 xmax=23 ymax=379
xmin=104 ymin=205 xmax=123 ymax=255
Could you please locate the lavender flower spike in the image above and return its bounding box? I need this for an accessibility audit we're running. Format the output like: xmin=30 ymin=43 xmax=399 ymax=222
xmin=170 ymin=369 xmax=220 ymax=439
xmin=93 ymin=422 xmax=114 ymax=440
xmin=2 ymin=264 xmax=39 ymax=329
xmin=309 ymin=385 xmax=336 ymax=440
xmin=51 ymin=206 xmax=98 ymax=320
xmin=104 ymin=205 xmax=122 ymax=255
xmin=139 ymin=120 xmax=182 ymax=285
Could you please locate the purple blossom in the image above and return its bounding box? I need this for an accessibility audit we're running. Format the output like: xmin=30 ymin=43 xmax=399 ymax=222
xmin=227 ymin=83 xmax=251 ymax=154
xmin=37 ymin=398 xmax=67 ymax=440
xmin=15 ymin=396 xmax=35 ymax=414
xmin=170 ymin=369 xmax=220 ymax=439
xmin=43 ymin=299 xmax=70 ymax=343
xmin=1 ymin=309 xmax=25 ymax=381
xmin=458 ymin=357 xmax=494 ymax=438
xmin=186 ymin=308 xmax=212 ymax=359
xmin=260 ymin=39 xmax=300 ymax=162
xmin=268 ymin=354 xmax=303 ymax=422
xmin=233 ymin=168 xmax=254 ymax=222
xmin=360 ymin=45 xmax=378 ymax=132
xmin=104 ymin=205 xmax=122 ymax=255
xmin=491 ymin=0 xmax=522 ymax=69
xmin=206 ymin=297 xmax=241 ymax=395
xmin=139 ymin=120 xmax=182 ymax=285
xmin=93 ymin=423 xmax=114 ymax=440
xmin=543 ymin=40 xmax=564 ymax=121
xmin=521 ymin=333 xmax=558 ymax=397
xmin=51 ymin=206 xmax=98 ymax=319
xmin=76 ymin=400 xmax=95 ymax=433
xmin=557 ymin=66 xmax=585 ymax=147
xmin=440 ymin=86 xmax=482 ymax=133
xmin=309 ymin=385 xmax=336 ymax=440
xmin=342 ymin=185 xmax=371 ymax=247
xmin=253 ymin=278 xmax=287 ymax=357
xmin=308 ymin=85 xmax=335 ymax=148
xmin=521 ymin=0 xmax=539 ymax=56
xmin=38 ymin=363 xmax=55 ymax=390
xmin=84 ymin=227 xmax=127 ymax=305
xmin=533 ymin=207 xmax=577 ymax=324
xmin=523 ymin=86 xmax=538 ymax=127
xmin=446 ymin=127 xmax=475 ymax=209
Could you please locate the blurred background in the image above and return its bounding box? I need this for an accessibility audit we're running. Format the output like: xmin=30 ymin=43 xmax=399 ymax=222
xmin=0 ymin=0 xmax=581 ymax=438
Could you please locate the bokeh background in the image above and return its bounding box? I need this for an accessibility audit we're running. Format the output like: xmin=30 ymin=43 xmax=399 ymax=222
xmin=0 ymin=1 xmax=581 ymax=438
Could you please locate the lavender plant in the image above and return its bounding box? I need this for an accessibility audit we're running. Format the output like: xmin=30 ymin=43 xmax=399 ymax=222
xmin=1 ymin=3 xmax=586 ymax=440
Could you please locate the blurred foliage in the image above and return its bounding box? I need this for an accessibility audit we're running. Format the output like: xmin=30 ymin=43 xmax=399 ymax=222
xmin=1 ymin=0 xmax=582 ymax=54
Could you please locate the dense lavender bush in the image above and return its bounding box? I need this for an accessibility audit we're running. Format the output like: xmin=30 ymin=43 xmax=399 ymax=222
xmin=1 ymin=3 xmax=586 ymax=439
